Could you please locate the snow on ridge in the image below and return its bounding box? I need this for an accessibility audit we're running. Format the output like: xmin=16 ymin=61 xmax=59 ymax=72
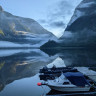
xmin=68 ymin=0 xmax=95 ymax=26
xmin=79 ymin=2 xmax=95 ymax=8
xmin=68 ymin=10 xmax=84 ymax=26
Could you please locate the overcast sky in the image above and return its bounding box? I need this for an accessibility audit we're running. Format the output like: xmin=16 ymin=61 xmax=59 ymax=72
xmin=0 ymin=0 xmax=82 ymax=37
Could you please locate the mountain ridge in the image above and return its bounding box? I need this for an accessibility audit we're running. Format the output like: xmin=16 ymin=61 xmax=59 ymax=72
xmin=0 ymin=6 xmax=56 ymax=48
xmin=41 ymin=0 xmax=96 ymax=49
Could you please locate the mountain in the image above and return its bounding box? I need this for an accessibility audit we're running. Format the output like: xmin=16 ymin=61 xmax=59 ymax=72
xmin=61 ymin=0 xmax=96 ymax=47
xmin=41 ymin=0 xmax=96 ymax=48
xmin=0 ymin=6 xmax=56 ymax=48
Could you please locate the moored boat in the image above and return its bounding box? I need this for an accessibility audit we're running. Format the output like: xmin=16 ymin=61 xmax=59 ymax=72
xmin=38 ymin=70 xmax=96 ymax=92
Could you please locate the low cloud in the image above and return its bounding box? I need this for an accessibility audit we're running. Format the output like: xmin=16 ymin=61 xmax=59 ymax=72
xmin=50 ymin=21 xmax=65 ymax=28
xmin=38 ymin=19 xmax=46 ymax=24
xmin=38 ymin=0 xmax=82 ymax=37
xmin=47 ymin=0 xmax=82 ymax=27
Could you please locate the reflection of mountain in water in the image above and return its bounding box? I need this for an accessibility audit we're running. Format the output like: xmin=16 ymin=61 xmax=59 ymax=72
xmin=42 ymin=49 xmax=96 ymax=70
xmin=59 ymin=50 xmax=96 ymax=68
xmin=40 ymin=49 xmax=96 ymax=83
xmin=0 ymin=49 xmax=96 ymax=93
xmin=0 ymin=49 xmax=57 ymax=91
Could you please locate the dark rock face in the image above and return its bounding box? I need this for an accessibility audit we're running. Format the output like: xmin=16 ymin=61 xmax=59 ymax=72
xmin=66 ymin=14 xmax=96 ymax=32
xmin=66 ymin=0 xmax=96 ymax=32
xmin=60 ymin=0 xmax=96 ymax=47
xmin=0 ymin=6 xmax=3 ymax=11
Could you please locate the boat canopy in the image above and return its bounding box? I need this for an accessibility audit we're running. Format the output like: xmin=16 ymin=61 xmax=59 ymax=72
xmin=63 ymin=72 xmax=90 ymax=87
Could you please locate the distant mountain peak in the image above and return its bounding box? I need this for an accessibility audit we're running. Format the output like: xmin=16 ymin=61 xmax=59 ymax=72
xmin=0 ymin=6 xmax=3 ymax=11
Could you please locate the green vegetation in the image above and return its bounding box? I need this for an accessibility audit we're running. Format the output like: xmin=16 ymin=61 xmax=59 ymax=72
xmin=17 ymin=20 xmax=31 ymax=32
xmin=0 ymin=62 xmax=5 ymax=70
xmin=0 ymin=30 xmax=4 ymax=36
xmin=9 ymin=23 xmax=16 ymax=33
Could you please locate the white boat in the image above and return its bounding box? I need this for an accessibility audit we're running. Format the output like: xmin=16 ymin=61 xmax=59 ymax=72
xmin=45 ymin=80 xmax=90 ymax=92
xmin=38 ymin=72 xmax=92 ymax=92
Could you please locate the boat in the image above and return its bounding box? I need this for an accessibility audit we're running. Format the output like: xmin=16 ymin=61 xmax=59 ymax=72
xmin=37 ymin=71 xmax=96 ymax=92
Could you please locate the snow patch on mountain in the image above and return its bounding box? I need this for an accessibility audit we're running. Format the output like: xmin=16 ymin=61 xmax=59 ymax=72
xmin=69 ymin=10 xmax=84 ymax=26
xmin=79 ymin=2 xmax=95 ymax=8
xmin=68 ymin=0 xmax=96 ymax=26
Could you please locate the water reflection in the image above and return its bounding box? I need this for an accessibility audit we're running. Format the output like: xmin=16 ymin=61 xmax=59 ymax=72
xmin=0 ymin=49 xmax=57 ymax=93
xmin=0 ymin=49 xmax=96 ymax=96
xmin=59 ymin=50 xmax=96 ymax=68
xmin=42 ymin=49 xmax=96 ymax=69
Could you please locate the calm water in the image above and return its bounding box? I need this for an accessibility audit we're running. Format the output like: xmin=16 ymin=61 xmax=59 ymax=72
xmin=0 ymin=49 xmax=96 ymax=96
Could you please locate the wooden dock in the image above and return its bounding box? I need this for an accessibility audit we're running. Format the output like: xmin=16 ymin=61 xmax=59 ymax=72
xmin=75 ymin=67 xmax=96 ymax=81
xmin=47 ymin=91 xmax=96 ymax=96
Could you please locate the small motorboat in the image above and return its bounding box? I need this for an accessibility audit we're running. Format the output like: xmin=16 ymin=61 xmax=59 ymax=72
xmin=37 ymin=71 xmax=96 ymax=92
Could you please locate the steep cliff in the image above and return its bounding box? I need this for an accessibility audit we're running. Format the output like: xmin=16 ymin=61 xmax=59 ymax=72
xmin=60 ymin=0 xmax=96 ymax=47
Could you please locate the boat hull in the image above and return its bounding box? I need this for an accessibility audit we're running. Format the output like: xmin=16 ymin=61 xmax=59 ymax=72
xmin=48 ymin=85 xmax=90 ymax=92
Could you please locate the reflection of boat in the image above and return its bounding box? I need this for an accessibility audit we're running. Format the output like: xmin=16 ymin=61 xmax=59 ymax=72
xmin=38 ymin=67 xmax=96 ymax=92
xmin=39 ymin=66 xmax=77 ymax=74
xmin=39 ymin=66 xmax=78 ymax=80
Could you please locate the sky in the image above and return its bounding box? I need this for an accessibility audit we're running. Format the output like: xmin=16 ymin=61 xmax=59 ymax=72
xmin=0 ymin=0 xmax=82 ymax=37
